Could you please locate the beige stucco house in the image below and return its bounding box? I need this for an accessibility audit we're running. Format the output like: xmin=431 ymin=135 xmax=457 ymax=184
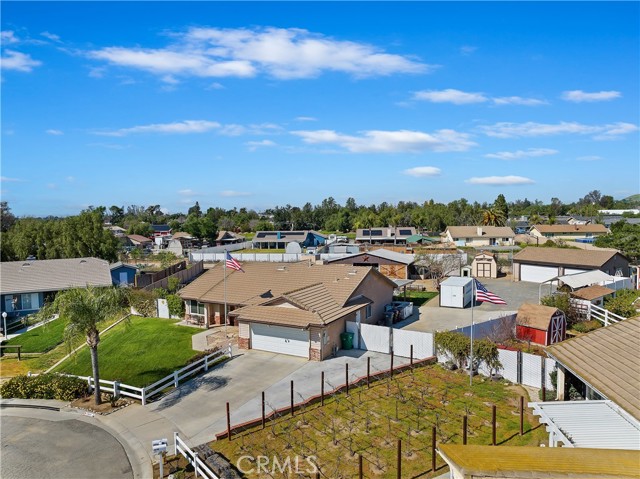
xmin=529 ymin=224 xmax=609 ymax=241
xmin=442 ymin=226 xmax=515 ymax=247
xmin=178 ymin=262 xmax=395 ymax=360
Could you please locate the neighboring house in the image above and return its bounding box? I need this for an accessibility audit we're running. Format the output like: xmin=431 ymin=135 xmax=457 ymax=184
xmin=104 ymin=224 xmax=127 ymax=237
xmin=125 ymin=234 xmax=153 ymax=249
xmin=545 ymin=317 xmax=640 ymax=417
xmin=324 ymin=243 xmax=361 ymax=255
xmin=215 ymin=230 xmax=245 ymax=246
xmin=0 ymin=258 xmax=113 ymax=319
xmin=529 ymin=224 xmax=609 ymax=242
xmin=471 ymin=251 xmax=498 ymax=278
xmin=600 ymin=215 xmax=640 ymax=228
xmin=252 ymin=230 xmax=327 ymax=249
xmin=516 ymin=303 xmax=566 ymax=346
xmin=151 ymin=224 xmax=172 ymax=238
xmin=166 ymin=232 xmax=199 ymax=257
xmin=324 ymin=248 xmax=415 ymax=280
xmin=110 ymin=262 xmax=138 ymax=286
xmin=178 ymin=262 xmax=395 ymax=360
xmin=555 ymin=215 xmax=593 ymax=225
xmin=441 ymin=226 xmax=515 ymax=247
xmin=513 ymin=247 xmax=631 ymax=283
xmin=355 ymin=227 xmax=416 ymax=244
xmin=405 ymin=233 xmax=434 ymax=245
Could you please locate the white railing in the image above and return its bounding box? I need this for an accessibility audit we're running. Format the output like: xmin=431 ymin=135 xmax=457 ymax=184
xmin=70 ymin=345 xmax=232 ymax=405
xmin=174 ymin=432 xmax=219 ymax=479
xmin=588 ymin=303 xmax=625 ymax=326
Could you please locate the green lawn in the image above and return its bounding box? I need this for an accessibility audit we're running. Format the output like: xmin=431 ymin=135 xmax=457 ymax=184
xmin=4 ymin=318 xmax=68 ymax=353
xmin=394 ymin=290 xmax=438 ymax=306
xmin=53 ymin=317 xmax=202 ymax=387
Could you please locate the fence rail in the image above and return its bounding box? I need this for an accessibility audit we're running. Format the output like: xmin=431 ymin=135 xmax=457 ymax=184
xmin=174 ymin=432 xmax=219 ymax=479
xmin=588 ymin=303 xmax=625 ymax=326
xmin=65 ymin=346 xmax=232 ymax=405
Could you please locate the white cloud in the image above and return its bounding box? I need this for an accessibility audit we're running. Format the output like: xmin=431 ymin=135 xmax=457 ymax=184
xmin=561 ymin=90 xmax=621 ymax=102
xmin=94 ymin=120 xmax=220 ymax=136
xmin=466 ymin=176 xmax=535 ymax=186
xmin=295 ymin=116 xmax=317 ymax=122
xmin=576 ymin=155 xmax=603 ymax=161
xmin=47 ymin=183 xmax=57 ymax=189
xmin=246 ymin=139 xmax=277 ymax=151
xmin=46 ymin=129 xmax=64 ymax=135
xmin=292 ymin=128 xmax=476 ymax=153
xmin=220 ymin=190 xmax=251 ymax=197
xmin=1 ymin=31 xmax=19 ymax=44
xmin=1 ymin=176 xmax=23 ymax=182
xmin=40 ymin=31 xmax=61 ymax=42
xmin=89 ymin=67 xmax=106 ymax=78
xmin=207 ymin=82 xmax=225 ymax=90
xmin=88 ymin=26 xmax=431 ymax=80
xmin=161 ymin=75 xmax=180 ymax=85
xmin=492 ymin=96 xmax=548 ymax=106
xmin=219 ymin=122 xmax=283 ymax=136
xmin=87 ymin=142 xmax=130 ymax=150
xmin=460 ymin=45 xmax=477 ymax=55
xmin=403 ymin=166 xmax=442 ymax=177
xmin=66 ymin=176 xmax=75 ymax=183
xmin=480 ymin=121 xmax=638 ymax=140
xmin=413 ymin=88 xmax=487 ymax=104
xmin=484 ymin=148 xmax=557 ymax=160
xmin=1 ymin=50 xmax=42 ymax=72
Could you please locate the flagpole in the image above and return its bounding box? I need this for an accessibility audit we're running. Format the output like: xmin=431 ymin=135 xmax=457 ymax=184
xmin=224 ymin=250 xmax=227 ymax=338
xmin=470 ymin=278 xmax=475 ymax=386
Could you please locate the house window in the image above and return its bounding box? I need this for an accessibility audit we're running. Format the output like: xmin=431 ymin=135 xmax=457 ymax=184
xmin=365 ymin=304 xmax=372 ymax=319
xmin=11 ymin=294 xmax=33 ymax=311
xmin=189 ymin=300 xmax=205 ymax=315
xmin=323 ymin=331 xmax=329 ymax=345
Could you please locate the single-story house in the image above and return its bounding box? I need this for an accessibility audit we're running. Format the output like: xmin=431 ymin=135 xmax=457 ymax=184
xmin=252 ymin=230 xmax=326 ymax=249
xmin=437 ymin=444 xmax=639 ymax=479
xmin=355 ymin=227 xmax=416 ymax=244
xmin=166 ymin=232 xmax=199 ymax=257
xmin=471 ymin=251 xmax=497 ymax=278
xmin=546 ymin=317 xmax=640 ymax=415
xmin=104 ymin=224 xmax=127 ymax=237
xmin=324 ymin=248 xmax=415 ymax=280
xmin=125 ymin=234 xmax=153 ymax=249
xmin=0 ymin=258 xmax=113 ymax=319
xmin=178 ymin=262 xmax=395 ymax=360
xmin=529 ymin=224 xmax=609 ymax=242
xmin=216 ymin=230 xmax=245 ymax=246
xmin=513 ymin=247 xmax=631 ymax=283
xmin=516 ymin=303 xmax=566 ymax=346
xmin=110 ymin=262 xmax=138 ymax=286
xmin=441 ymin=226 xmax=515 ymax=247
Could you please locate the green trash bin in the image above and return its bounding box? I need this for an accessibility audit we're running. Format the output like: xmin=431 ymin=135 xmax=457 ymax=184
xmin=340 ymin=332 xmax=354 ymax=350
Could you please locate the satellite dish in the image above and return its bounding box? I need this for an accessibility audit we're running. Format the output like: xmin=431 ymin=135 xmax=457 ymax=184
xmin=286 ymin=242 xmax=302 ymax=254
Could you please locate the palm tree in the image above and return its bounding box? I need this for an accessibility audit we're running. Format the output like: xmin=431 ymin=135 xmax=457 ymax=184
xmin=481 ymin=209 xmax=506 ymax=227
xmin=51 ymin=287 xmax=125 ymax=405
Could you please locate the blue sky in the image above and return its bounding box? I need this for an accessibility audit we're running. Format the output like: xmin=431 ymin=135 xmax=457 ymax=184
xmin=2 ymin=1 xmax=639 ymax=217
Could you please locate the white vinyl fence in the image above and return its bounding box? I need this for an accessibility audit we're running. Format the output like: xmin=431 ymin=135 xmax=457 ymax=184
xmin=68 ymin=346 xmax=232 ymax=405
xmin=174 ymin=432 xmax=219 ymax=479
xmin=346 ymin=321 xmax=434 ymax=359
xmin=190 ymin=252 xmax=304 ymax=263
xmin=393 ymin=328 xmax=434 ymax=359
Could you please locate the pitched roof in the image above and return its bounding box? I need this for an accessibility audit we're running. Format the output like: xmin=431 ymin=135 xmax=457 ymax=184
xmin=151 ymin=224 xmax=171 ymax=232
xmin=253 ymin=230 xmax=324 ymax=243
xmin=171 ymin=232 xmax=194 ymax=240
xmin=109 ymin=262 xmax=138 ymax=271
xmin=570 ymin=285 xmax=616 ymax=301
xmin=438 ymin=444 xmax=640 ymax=478
xmin=355 ymin=227 xmax=416 ymax=240
xmin=532 ymin=224 xmax=609 ymax=234
xmin=325 ymin=248 xmax=415 ymax=265
xmin=514 ymin=247 xmax=624 ymax=268
xmin=215 ymin=230 xmax=244 ymax=241
xmin=445 ymin=226 xmax=515 ymax=238
xmin=546 ymin=317 xmax=640 ymax=421
xmin=127 ymin=234 xmax=152 ymax=244
xmin=516 ymin=303 xmax=561 ymax=330
xmin=179 ymin=262 xmax=387 ymax=309
xmin=1 ymin=258 xmax=113 ymax=295
xmin=405 ymin=234 xmax=434 ymax=243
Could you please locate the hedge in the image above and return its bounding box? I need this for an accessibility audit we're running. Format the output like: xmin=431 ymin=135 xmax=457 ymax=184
xmin=0 ymin=373 xmax=88 ymax=401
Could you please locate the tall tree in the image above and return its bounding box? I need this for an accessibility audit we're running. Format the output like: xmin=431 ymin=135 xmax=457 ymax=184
xmin=1 ymin=201 xmax=16 ymax=232
xmin=45 ymin=287 xmax=126 ymax=405
xmin=493 ymin=194 xmax=509 ymax=219
xmin=187 ymin=201 xmax=202 ymax=218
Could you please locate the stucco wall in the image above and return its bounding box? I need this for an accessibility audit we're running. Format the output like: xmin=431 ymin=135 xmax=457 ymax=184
xmin=352 ymin=271 xmax=394 ymax=325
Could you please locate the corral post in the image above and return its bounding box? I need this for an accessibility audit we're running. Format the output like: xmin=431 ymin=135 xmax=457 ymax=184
xmin=520 ymin=396 xmax=524 ymax=436
xmin=174 ymin=432 xmax=178 ymax=456
xmin=463 ymin=415 xmax=468 ymax=445
xmin=410 ymin=344 xmax=413 ymax=366
xmin=113 ymin=381 xmax=120 ymax=399
xmin=492 ymin=405 xmax=497 ymax=446
xmin=141 ymin=388 xmax=147 ymax=406
xmin=390 ymin=350 xmax=394 ymax=377
xmin=321 ymin=371 xmax=325 ymax=406
xmin=359 ymin=454 xmax=363 ymax=479
xmin=226 ymin=402 xmax=231 ymax=441
xmin=346 ymin=363 xmax=349 ymax=395
xmin=290 ymin=380 xmax=294 ymax=416
xmin=397 ymin=439 xmax=402 ymax=479
xmin=431 ymin=426 xmax=436 ymax=471
xmin=17 ymin=345 xmax=21 ymax=361
xmin=204 ymin=355 xmax=209 ymax=372
xmin=367 ymin=357 xmax=371 ymax=388
xmin=261 ymin=391 xmax=266 ymax=429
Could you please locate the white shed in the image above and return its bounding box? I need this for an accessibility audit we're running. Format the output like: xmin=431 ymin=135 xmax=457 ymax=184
xmin=439 ymin=277 xmax=473 ymax=308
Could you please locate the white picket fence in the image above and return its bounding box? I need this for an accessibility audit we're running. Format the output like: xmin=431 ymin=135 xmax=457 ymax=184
xmin=78 ymin=346 xmax=231 ymax=405
xmin=174 ymin=432 xmax=219 ymax=479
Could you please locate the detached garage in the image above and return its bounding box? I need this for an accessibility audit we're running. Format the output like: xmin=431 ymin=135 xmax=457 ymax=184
xmin=513 ymin=247 xmax=631 ymax=284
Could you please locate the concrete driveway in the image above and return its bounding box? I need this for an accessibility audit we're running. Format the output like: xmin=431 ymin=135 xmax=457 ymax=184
xmin=396 ymin=277 xmax=541 ymax=333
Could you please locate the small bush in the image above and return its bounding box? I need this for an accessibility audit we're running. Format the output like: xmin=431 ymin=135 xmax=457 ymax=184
xmin=0 ymin=374 xmax=88 ymax=401
xmin=127 ymin=289 xmax=157 ymax=317
xmin=571 ymin=320 xmax=602 ymax=334
xmin=166 ymin=294 xmax=184 ymax=317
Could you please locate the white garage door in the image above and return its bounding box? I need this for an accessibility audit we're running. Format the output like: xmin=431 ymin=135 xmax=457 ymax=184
xmin=250 ymin=323 xmax=310 ymax=358
xmin=564 ymin=268 xmax=589 ymax=275
xmin=520 ymin=264 xmax=558 ymax=283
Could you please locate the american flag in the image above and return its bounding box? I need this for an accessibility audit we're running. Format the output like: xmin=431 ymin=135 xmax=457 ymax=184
xmin=474 ymin=279 xmax=506 ymax=305
xmin=225 ymin=251 xmax=244 ymax=272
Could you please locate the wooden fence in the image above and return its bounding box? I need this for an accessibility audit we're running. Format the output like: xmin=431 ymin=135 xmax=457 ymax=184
xmin=143 ymin=260 xmax=204 ymax=291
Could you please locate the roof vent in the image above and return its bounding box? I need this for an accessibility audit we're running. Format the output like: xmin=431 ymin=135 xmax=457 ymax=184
xmin=22 ymin=262 xmax=31 ymax=267
xmin=348 ymin=270 xmax=358 ymax=275
xmin=80 ymin=259 xmax=87 ymax=264
xmin=277 ymin=266 xmax=287 ymax=271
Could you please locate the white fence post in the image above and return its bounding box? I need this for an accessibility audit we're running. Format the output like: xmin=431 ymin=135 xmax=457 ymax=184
xmin=227 ymin=344 xmax=232 ymax=358
xmin=604 ymin=310 xmax=609 ymax=327
xmin=174 ymin=371 xmax=179 ymax=388
xmin=174 ymin=432 xmax=179 ymax=456
xmin=204 ymin=355 xmax=209 ymax=372
xmin=113 ymin=381 xmax=120 ymax=398
xmin=87 ymin=377 xmax=92 ymax=392
xmin=194 ymin=452 xmax=199 ymax=477
xmin=141 ymin=388 xmax=147 ymax=406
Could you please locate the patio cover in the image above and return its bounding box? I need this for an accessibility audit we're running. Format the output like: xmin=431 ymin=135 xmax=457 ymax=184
xmin=556 ymin=270 xmax=615 ymax=289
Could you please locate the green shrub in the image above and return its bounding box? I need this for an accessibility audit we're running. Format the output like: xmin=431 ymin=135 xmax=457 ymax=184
xmin=571 ymin=320 xmax=602 ymax=333
xmin=0 ymin=374 xmax=88 ymax=401
xmin=127 ymin=289 xmax=157 ymax=317
xmin=166 ymin=294 xmax=184 ymax=317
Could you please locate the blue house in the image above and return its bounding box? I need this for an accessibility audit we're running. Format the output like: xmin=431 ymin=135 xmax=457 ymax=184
xmin=252 ymin=230 xmax=327 ymax=249
xmin=110 ymin=262 xmax=138 ymax=286
xmin=0 ymin=258 xmax=113 ymax=321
